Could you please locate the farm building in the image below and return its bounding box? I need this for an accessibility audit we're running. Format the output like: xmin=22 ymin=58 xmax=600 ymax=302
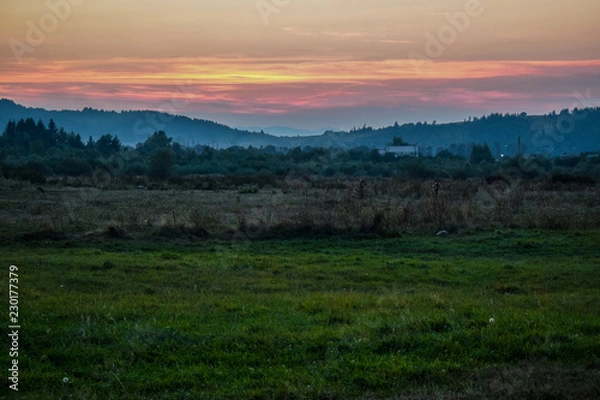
xmin=379 ymin=145 xmax=419 ymax=157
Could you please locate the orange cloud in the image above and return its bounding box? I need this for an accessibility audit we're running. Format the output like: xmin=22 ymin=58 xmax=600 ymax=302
xmin=1 ymin=57 xmax=598 ymax=122
xmin=3 ymin=57 xmax=599 ymax=84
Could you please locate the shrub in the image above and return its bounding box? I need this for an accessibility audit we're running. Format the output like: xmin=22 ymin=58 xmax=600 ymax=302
xmin=551 ymin=173 xmax=595 ymax=185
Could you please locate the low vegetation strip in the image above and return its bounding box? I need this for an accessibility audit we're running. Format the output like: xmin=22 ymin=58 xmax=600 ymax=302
xmin=1 ymin=232 xmax=599 ymax=398
xmin=1 ymin=177 xmax=599 ymax=243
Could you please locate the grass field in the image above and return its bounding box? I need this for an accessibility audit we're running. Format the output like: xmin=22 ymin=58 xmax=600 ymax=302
xmin=2 ymin=227 xmax=599 ymax=398
xmin=1 ymin=177 xmax=599 ymax=243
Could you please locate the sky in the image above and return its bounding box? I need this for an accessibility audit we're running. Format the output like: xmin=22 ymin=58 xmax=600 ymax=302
xmin=1 ymin=0 xmax=599 ymax=132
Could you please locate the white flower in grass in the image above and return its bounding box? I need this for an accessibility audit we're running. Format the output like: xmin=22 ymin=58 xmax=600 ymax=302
xmin=62 ymin=377 xmax=69 ymax=383
xmin=489 ymin=317 xmax=495 ymax=324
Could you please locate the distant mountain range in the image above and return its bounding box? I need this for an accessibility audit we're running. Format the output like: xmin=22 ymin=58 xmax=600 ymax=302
xmin=236 ymin=126 xmax=337 ymax=137
xmin=1 ymin=99 xmax=599 ymax=156
xmin=0 ymin=99 xmax=276 ymax=148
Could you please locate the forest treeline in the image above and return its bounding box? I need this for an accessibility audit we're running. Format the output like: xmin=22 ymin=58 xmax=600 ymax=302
xmin=2 ymin=99 xmax=600 ymax=154
xmin=1 ymin=118 xmax=599 ymax=187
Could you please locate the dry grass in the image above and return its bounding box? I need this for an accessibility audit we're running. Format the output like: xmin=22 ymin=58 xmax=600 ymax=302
xmin=0 ymin=176 xmax=598 ymax=240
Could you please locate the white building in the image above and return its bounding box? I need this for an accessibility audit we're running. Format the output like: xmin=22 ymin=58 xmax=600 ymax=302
xmin=379 ymin=145 xmax=419 ymax=157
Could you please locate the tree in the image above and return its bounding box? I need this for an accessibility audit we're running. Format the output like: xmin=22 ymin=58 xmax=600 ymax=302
xmin=369 ymin=149 xmax=382 ymax=162
xmin=470 ymin=143 xmax=495 ymax=165
xmin=436 ymin=149 xmax=464 ymax=160
xmin=3 ymin=120 xmax=16 ymax=139
xmin=47 ymin=119 xmax=58 ymax=136
xmin=35 ymin=119 xmax=46 ymax=139
xmin=54 ymin=127 xmax=68 ymax=147
xmin=67 ymin=133 xmax=85 ymax=149
xmin=96 ymin=134 xmax=121 ymax=157
xmin=390 ymin=136 xmax=408 ymax=146
xmin=141 ymin=131 xmax=172 ymax=154
xmin=55 ymin=157 xmax=92 ymax=176
xmin=149 ymin=148 xmax=173 ymax=180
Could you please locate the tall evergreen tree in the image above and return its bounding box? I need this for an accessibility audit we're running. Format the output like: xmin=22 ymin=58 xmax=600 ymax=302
xmin=470 ymin=143 xmax=495 ymax=164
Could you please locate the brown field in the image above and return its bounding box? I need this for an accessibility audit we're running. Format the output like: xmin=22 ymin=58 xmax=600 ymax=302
xmin=1 ymin=176 xmax=599 ymax=241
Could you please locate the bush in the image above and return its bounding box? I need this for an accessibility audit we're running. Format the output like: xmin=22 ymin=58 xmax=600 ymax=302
xmin=123 ymin=162 xmax=148 ymax=177
xmin=551 ymin=173 xmax=595 ymax=185
xmin=54 ymin=157 xmax=92 ymax=176
xmin=13 ymin=160 xmax=49 ymax=184
xmin=149 ymin=148 xmax=173 ymax=180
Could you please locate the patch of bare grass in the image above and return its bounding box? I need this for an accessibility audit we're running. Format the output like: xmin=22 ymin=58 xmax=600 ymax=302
xmin=1 ymin=178 xmax=598 ymax=240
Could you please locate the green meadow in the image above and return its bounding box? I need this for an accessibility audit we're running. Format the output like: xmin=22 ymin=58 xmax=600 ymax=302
xmin=2 ymin=231 xmax=599 ymax=399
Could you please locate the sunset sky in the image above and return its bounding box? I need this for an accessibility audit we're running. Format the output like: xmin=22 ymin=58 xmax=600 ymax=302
xmin=1 ymin=0 xmax=599 ymax=131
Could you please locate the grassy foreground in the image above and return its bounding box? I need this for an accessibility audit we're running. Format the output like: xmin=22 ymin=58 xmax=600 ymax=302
xmin=1 ymin=231 xmax=600 ymax=399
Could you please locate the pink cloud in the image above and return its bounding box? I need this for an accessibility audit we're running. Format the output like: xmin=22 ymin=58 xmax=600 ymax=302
xmin=1 ymin=57 xmax=598 ymax=127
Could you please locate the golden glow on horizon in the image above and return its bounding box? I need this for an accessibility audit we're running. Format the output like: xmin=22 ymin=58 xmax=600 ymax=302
xmin=3 ymin=58 xmax=600 ymax=85
xmin=2 ymin=57 xmax=598 ymax=119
